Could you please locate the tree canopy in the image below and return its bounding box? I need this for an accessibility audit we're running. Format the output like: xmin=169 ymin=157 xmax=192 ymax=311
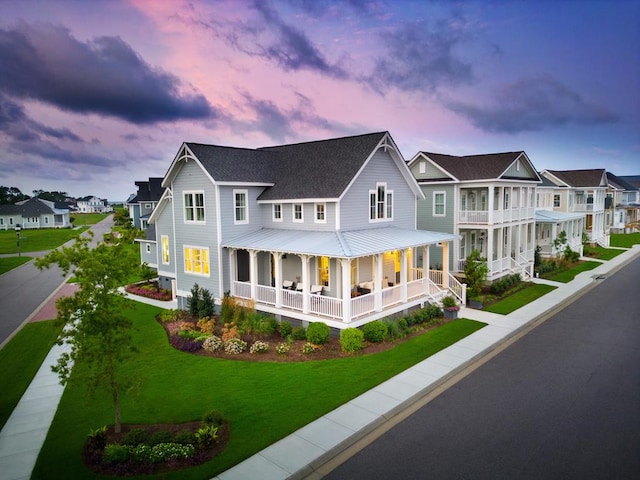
xmin=0 ymin=185 xmax=30 ymax=204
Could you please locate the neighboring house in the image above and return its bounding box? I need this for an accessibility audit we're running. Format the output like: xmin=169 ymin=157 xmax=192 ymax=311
xmin=139 ymin=132 xmax=463 ymax=329
xmin=540 ymin=169 xmax=609 ymax=246
xmin=0 ymin=197 xmax=71 ymax=230
xmin=127 ymin=177 xmax=164 ymax=230
xmin=76 ymin=196 xmax=112 ymax=213
xmin=605 ymin=172 xmax=640 ymax=233
xmin=535 ymin=174 xmax=585 ymax=257
xmin=408 ymin=151 xmax=540 ymax=281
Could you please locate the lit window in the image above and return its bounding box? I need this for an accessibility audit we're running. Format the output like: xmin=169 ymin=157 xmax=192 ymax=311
xmin=234 ymin=190 xmax=248 ymax=224
xmin=184 ymin=246 xmax=210 ymax=276
xmin=273 ymin=204 xmax=282 ymax=222
xmin=315 ymin=203 xmax=326 ymax=223
xmin=293 ymin=204 xmax=303 ymax=222
xmin=184 ymin=192 xmax=205 ymax=223
xmin=161 ymin=235 xmax=170 ymax=264
xmin=369 ymin=183 xmax=393 ymax=221
xmin=433 ymin=192 xmax=445 ymax=216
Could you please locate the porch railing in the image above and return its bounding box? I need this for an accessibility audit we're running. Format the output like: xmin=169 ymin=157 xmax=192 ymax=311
xmin=458 ymin=207 xmax=535 ymax=224
xmin=256 ymin=284 xmax=276 ymax=306
xmin=310 ymin=294 xmax=342 ymax=318
xmin=352 ymin=292 xmax=375 ymax=318
xmin=282 ymin=289 xmax=303 ymax=311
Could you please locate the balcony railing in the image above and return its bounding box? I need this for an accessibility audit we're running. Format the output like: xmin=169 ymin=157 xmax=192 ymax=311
xmin=458 ymin=207 xmax=535 ymax=224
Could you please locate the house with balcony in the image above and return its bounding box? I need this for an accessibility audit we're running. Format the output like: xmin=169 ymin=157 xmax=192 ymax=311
xmin=535 ymin=175 xmax=585 ymax=257
xmin=76 ymin=195 xmax=112 ymax=213
xmin=540 ymin=169 xmax=609 ymax=246
xmin=137 ymin=132 xmax=463 ymax=329
xmin=408 ymin=151 xmax=540 ymax=281
xmin=605 ymin=172 xmax=640 ymax=233
xmin=127 ymin=177 xmax=164 ymax=230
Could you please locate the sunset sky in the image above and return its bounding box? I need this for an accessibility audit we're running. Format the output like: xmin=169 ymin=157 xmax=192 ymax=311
xmin=0 ymin=0 xmax=638 ymax=201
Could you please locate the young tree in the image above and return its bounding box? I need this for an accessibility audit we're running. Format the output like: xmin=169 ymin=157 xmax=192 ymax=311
xmin=464 ymin=249 xmax=488 ymax=299
xmin=35 ymin=230 xmax=140 ymax=433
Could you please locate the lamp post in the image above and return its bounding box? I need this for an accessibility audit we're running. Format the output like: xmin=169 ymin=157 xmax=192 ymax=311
xmin=15 ymin=225 xmax=21 ymax=257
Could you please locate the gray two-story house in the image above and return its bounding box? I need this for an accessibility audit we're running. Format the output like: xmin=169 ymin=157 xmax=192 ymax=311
xmin=139 ymin=132 xmax=462 ymax=329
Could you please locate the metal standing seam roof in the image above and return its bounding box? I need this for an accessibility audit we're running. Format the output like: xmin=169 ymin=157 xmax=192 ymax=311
xmin=535 ymin=210 xmax=586 ymax=222
xmin=221 ymin=227 xmax=459 ymax=259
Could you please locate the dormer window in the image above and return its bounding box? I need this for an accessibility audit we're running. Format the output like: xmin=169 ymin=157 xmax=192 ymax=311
xmin=369 ymin=183 xmax=393 ymax=221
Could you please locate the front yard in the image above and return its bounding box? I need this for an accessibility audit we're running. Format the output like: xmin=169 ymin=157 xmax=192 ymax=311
xmin=0 ymin=227 xmax=87 ymax=254
xmin=610 ymin=232 xmax=640 ymax=248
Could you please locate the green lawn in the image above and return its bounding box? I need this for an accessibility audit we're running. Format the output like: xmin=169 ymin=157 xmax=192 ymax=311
xmin=0 ymin=320 xmax=65 ymax=430
xmin=484 ymin=283 xmax=557 ymax=315
xmin=583 ymin=244 xmax=625 ymax=260
xmin=32 ymin=302 xmax=485 ymax=479
xmin=71 ymin=213 xmax=110 ymax=225
xmin=0 ymin=256 xmax=32 ymax=274
xmin=541 ymin=260 xmax=601 ymax=283
xmin=0 ymin=227 xmax=87 ymax=254
xmin=610 ymin=232 xmax=640 ymax=248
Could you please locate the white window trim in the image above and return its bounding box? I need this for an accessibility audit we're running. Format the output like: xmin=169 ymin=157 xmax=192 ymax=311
xmin=183 ymin=245 xmax=210 ymax=277
xmin=272 ymin=204 xmax=282 ymax=222
xmin=183 ymin=190 xmax=206 ymax=224
xmin=419 ymin=161 xmax=426 ymax=174
xmin=368 ymin=182 xmax=393 ymax=222
xmin=161 ymin=235 xmax=170 ymax=265
xmin=144 ymin=203 xmax=152 ymax=209
xmin=233 ymin=189 xmax=249 ymax=225
xmin=315 ymin=203 xmax=326 ymax=223
xmin=433 ymin=191 xmax=446 ymax=217
xmin=293 ymin=203 xmax=304 ymax=223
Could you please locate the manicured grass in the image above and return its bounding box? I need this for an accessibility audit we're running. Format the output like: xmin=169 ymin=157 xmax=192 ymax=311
xmin=610 ymin=232 xmax=640 ymax=248
xmin=484 ymin=283 xmax=557 ymax=315
xmin=583 ymin=244 xmax=625 ymax=260
xmin=70 ymin=213 xmax=109 ymax=225
xmin=0 ymin=256 xmax=32 ymax=274
xmin=542 ymin=260 xmax=601 ymax=283
xmin=0 ymin=227 xmax=87 ymax=254
xmin=0 ymin=320 xmax=65 ymax=430
xmin=32 ymin=302 xmax=485 ymax=479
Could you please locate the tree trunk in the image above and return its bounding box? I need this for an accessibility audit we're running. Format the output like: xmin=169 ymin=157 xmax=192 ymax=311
xmin=113 ymin=389 xmax=121 ymax=434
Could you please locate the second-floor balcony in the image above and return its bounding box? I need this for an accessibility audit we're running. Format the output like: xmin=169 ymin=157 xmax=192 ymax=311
xmin=458 ymin=207 xmax=535 ymax=225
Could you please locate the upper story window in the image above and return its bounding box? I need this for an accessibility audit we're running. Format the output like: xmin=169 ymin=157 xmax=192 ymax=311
xmin=144 ymin=203 xmax=152 ymax=209
xmin=293 ymin=204 xmax=303 ymax=223
xmin=315 ymin=203 xmax=326 ymax=223
xmin=433 ymin=192 xmax=445 ymax=216
xmin=273 ymin=204 xmax=282 ymax=222
xmin=553 ymin=194 xmax=561 ymax=207
xmin=161 ymin=235 xmax=170 ymax=264
xmin=234 ymin=190 xmax=248 ymax=224
xmin=184 ymin=191 xmax=205 ymax=223
xmin=369 ymin=183 xmax=393 ymax=221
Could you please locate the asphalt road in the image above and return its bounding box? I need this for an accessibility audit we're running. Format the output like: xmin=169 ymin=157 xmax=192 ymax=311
xmin=0 ymin=216 xmax=114 ymax=345
xmin=325 ymin=256 xmax=640 ymax=480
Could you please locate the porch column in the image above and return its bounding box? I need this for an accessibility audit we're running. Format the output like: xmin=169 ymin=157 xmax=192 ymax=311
xmin=340 ymin=258 xmax=352 ymax=323
xmin=441 ymin=242 xmax=449 ymax=289
xmin=488 ymin=185 xmax=494 ymax=224
xmin=229 ymin=248 xmax=237 ymax=296
xmin=423 ymin=245 xmax=430 ymax=293
xmin=274 ymin=252 xmax=283 ymax=308
xmin=249 ymin=249 xmax=258 ymax=300
xmin=301 ymin=255 xmax=310 ymax=314
xmin=400 ymin=249 xmax=408 ymax=302
xmin=375 ymin=253 xmax=383 ymax=312
xmin=487 ymin=229 xmax=494 ymax=270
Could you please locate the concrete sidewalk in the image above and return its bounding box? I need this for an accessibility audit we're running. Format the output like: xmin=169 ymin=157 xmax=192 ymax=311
xmin=0 ymin=246 xmax=638 ymax=480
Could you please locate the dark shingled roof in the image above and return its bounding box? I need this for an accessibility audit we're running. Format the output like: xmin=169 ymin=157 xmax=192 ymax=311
xmin=420 ymin=151 xmax=529 ymax=181
xmin=0 ymin=197 xmax=55 ymax=216
xmin=607 ymin=172 xmax=638 ymax=191
xmin=133 ymin=177 xmax=165 ymax=202
xmin=544 ymin=169 xmax=606 ymax=188
xmin=619 ymin=175 xmax=640 ymax=189
xmin=184 ymin=132 xmax=388 ymax=201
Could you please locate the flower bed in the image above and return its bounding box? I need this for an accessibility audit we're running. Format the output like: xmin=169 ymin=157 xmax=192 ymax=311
xmin=125 ymin=282 xmax=172 ymax=301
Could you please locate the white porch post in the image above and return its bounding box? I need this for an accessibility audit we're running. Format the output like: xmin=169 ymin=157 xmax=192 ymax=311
xmin=423 ymin=245 xmax=430 ymax=291
xmin=301 ymin=255 xmax=310 ymax=314
xmin=487 ymin=228 xmax=494 ymax=270
xmin=375 ymin=253 xmax=383 ymax=312
xmin=229 ymin=248 xmax=237 ymax=296
xmin=400 ymin=249 xmax=408 ymax=302
xmin=249 ymin=250 xmax=258 ymax=300
xmin=441 ymin=242 xmax=449 ymax=289
xmin=340 ymin=258 xmax=352 ymax=323
xmin=274 ymin=252 xmax=283 ymax=308
xmin=488 ymin=185 xmax=494 ymax=224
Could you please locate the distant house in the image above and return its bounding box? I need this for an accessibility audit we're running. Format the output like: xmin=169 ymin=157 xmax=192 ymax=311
xmin=126 ymin=178 xmax=164 ymax=230
xmin=0 ymin=197 xmax=71 ymax=230
xmin=535 ymin=174 xmax=585 ymax=257
xmin=137 ymin=132 xmax=463 ymax=328
xmin=605 ymin=172 xmax=640 ymax=233
xmin=76 ymin=196 xmax=112 ymax=213
xmin=540 ymin=169 xmax=609 ymax=246
xmin=408 ymin=151 xmax=540 ymax=281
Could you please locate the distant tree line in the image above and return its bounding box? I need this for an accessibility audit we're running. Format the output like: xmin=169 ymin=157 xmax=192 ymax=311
xmin=0 ymin=186 xmax=70 ymax=204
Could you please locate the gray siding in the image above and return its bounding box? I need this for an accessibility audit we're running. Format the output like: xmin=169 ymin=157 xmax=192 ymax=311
xmin=219 ymin=185 xmax=267 ymax=241
xmin=410 ymin=158 xmax=452 ymax=180
xmin=259 ymin=202 xmax=338 ymax=232
xmin=416 ymin=185 xmax=455 ymax=234
xmin=155 ymin=200 xmax=174 ymax=275
xmin=503 ymin=157 xmax=537 ymax=179
xmin=340 ymin=149 xmax=416 ymax=230
xmin=139 ymin=240 xmax=157 ymax=266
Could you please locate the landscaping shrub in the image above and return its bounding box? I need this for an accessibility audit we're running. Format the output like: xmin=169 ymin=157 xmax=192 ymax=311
xmin=87 ymin=426 xmax=107 ymax=451
xmin=197 ymin=287 xmax=215 ymax=318
xmin=302 ymin=342 xmax=318 ymax=354
xmin=188 ymin=283 xmax=201 ymax=317
xmin=170 ymin=335 xmax=204 ymax=352
xmin=220 ymin=292 xmax=236 ymax=324
xmin=159 ymin=309 xmax=188 ymax=323
xmin=173 ymin=430 xmax=196 ymax=446
xmin=221 ymin=322 xmax=239 ymax=342
xmin=122 ymin=428 xmax=148 ymax=446
xmin=148 ymin=431 xmax=173 ymax=447
xmin=262 ymin=316 xmax=278 ymax=336
xmin=224 ymin=338 xmax=247 ymax=354
xmin=202 ymin=335 xmax=223 ymax=352
xmin=423 ymin=304 xmax=442 ymax=321
xmin=131 ymin=444 xmax=152 ymax=463
xmin=195 ymin=425 xmax=219 ymax=447
xmin=385 ymin=320 xmax=404 ymax=340
xmin=278 ymin=321 xmax=292 ymax=338
xmin=275 ymin=342 xmax=290 ymax=355
xmin=292 ymin=326 xmax=306 ymax=341
xmin=306 ymin=322 xmax=330 ymax=344
xmin=363 ymin=320 xmax=387 ymax=343
xmin=103 ymin=444 xmax=131 ymax=465
xmin=397 ymin=318 xmax=409 ymax=333
xmin=340 ymin=328 xmax=364 ymax=353
xmin=202 ymin=409 xmax=225 ymax=428
xmin=249 ymin=340 xmax=269 ymax=354
xmin=197 ymin=317 xmax=215 ymax=334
